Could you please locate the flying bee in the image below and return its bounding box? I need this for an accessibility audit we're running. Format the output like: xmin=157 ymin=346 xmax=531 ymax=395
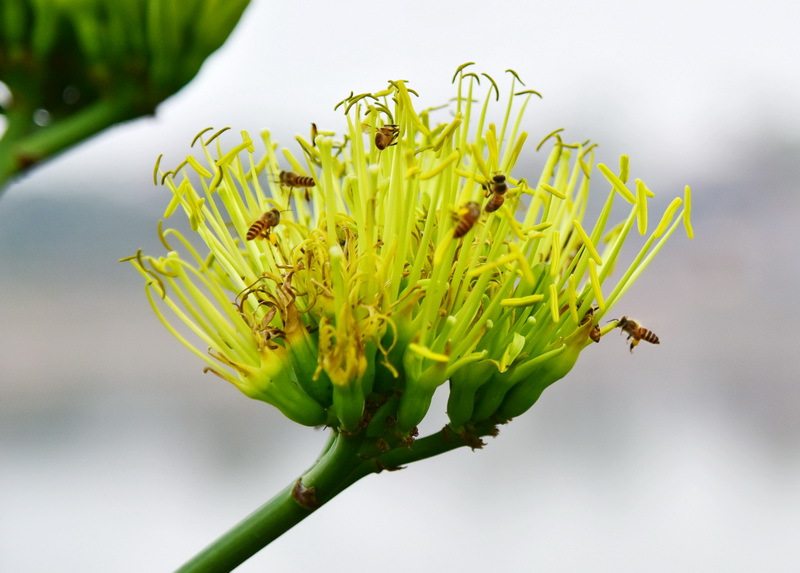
xmin=483 ymin=174 xmax=508 ymax=213
xmin=615 ymin=316 xmax=660 ymax=352
xmin=363 ymin=123 xmax=400 ymax=150
xmin=279 ymin=170 xmax=315 ymax=188
xmin=453 ymin=201 xmax=481 ymax=238
xmin=278 ymin=170 xmax=315 ymax=201
xmin=246 ymin=208 xmax=282 ymax=241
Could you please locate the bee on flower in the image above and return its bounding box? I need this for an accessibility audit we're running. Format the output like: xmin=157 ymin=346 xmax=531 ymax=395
xmin=128 ymin=64 xmax=692 ymax=435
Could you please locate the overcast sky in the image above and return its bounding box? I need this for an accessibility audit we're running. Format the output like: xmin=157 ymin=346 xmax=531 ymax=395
xmin=5 ymin=0 xmax=800 ymax=205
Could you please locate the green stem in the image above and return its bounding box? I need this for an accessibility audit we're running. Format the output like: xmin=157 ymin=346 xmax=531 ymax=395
xmin=175 ymin=421 xmax=499 ymax=572
xmin=175 ymin=431 xmax=364 ymax=573
xmin=0 ymin=93 xmax=142 ymax=189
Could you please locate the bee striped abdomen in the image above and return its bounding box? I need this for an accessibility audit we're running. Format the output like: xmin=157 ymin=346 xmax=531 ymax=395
xmin=246 ymin=221 xmax=266 ymax=241
xmin=484 ymin=193 xmax=505 ymax=212
xmin=279 ymin=171 xmax=315 ymax=188
xmin=454 ymin=201 xmax=481 ymax=238
xmin=246 ymin=209 xmax=281 ymax=241
xmin=640 ymin=329 xmax=660 ymax=344
xmin=484 ymin=174 xmax=508 ymax=213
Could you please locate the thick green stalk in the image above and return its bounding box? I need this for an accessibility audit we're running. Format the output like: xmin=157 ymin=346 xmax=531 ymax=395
xmin=0 ymin=94 xmax=140 ymax=188
xmin=175 ymin=421 xmax=500 ymax=572
xmin=175 ymin=432 xmax=363 ymax=573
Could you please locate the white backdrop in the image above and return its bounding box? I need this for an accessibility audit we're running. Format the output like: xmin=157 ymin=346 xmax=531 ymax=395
xmin=2 ymin=0 xmax=799 ymax=570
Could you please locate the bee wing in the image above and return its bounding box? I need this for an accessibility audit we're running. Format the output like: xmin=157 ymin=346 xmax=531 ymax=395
xmin=361 ymin=122 xmax=375 ymax=134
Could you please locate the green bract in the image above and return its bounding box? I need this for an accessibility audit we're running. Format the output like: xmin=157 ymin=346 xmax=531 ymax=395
xmin=129 ymin=65 xmax=692 ymax=437
xmin=0 ymin=0 xmax=249 ymax=183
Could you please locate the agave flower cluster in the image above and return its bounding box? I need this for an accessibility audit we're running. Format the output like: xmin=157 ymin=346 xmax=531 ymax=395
xmin=129 ymin=65 xmax=692 ymax=440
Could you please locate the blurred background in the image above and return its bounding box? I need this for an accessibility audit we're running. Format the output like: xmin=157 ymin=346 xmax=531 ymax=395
xmin=2 ymin=0 xmax=799 ymax=570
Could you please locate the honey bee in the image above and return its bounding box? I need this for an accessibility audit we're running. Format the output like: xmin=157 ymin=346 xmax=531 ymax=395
xmin=483 ymin=174 xmax=508 ymax=213
xmin=453 ymin=201 xmax=481 ymax=238
xmin=246 ymin=208 xmax=281 ymax=241
xmin=580 ymin=306 xmax=602 ymax=343
xmin=363 ymin=124 xmax=400 ymax=150
xmin=615 ymin=316 xmax=660 ymax=352
xmin=279 ymin=170 xmax=315 ymax=201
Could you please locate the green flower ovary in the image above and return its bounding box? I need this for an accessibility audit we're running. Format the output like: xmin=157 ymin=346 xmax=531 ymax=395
xmin=132 ymin=66 xmax=692 ymax=431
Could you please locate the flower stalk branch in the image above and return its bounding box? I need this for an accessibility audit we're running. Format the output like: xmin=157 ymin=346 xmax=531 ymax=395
xmin=177 ymin=421 xmax=500 ymax=573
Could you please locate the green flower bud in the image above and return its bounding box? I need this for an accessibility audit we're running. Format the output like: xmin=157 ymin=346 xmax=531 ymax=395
xmin=0 ymin=0 xmax=248 ymax=181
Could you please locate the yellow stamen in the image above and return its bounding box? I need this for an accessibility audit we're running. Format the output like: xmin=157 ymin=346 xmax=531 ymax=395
xmin=431 ymin=117 xmax=462 ymax=151
xmin=567 ymin=274 xmax=579 ymax=323
xmin=408 ymin=342 xmax=450 ymax=363
xmin=653 ymin=197 xmax=683 ymax=238
xmin=502 ymin=132 xmax=527 ymax=173
xmin=548 ymin=283 xmax=560 ymax=322
xmin=217 ymin=139 xmax=255 ymax=167
xmin=500 ymin=294 xmax=545 ymax=307
xmin=635 ymin=179 xmax=648 ymax=235
xmin=588 ymin=259 xmax=606 ymax=310
xmin=466 ymin=252 xmax=519 ymax=278
xmin=573 ymin=219 xmax=603 ymax=264
xmin=419 ymin=150 xmax=460 ymax=180
xmin=186 ymin=156 xmax=212 ymax=178
xmin=619 ymin=154 xmax=630 ymax=182
xmin=549 ymin=230 xmax=561 ymax=277
xmin=485 ymin=124 xmax=499 ymax=168
xmin=540 ymin=183 xmax=566 ymax=199
xmin=597 ymin=163 xmax=636 ymax=203
xmin=683 ymin=185 xmax=695 ymax=239
xmin=509 ymin=243 xmax=535 ymax=284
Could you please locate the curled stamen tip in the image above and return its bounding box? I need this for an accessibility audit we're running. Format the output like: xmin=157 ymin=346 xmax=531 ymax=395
xmin=152 ymin=153 xmax=163 ymax=186
xmin=452 ymin=61 xmax=476 ymax=83
xmin=461 ymin=72 xmax=481 ymax=85
xmin=205 ymin=126 xmax=231 ymax=146
xmin=481 ymin=73 xmax=499 ymax=100
xmin=191 ymin=127 xmax=214 ymax=147
xmin=333 ymin=91 xmax=355 ymax=111
xmin=505 ymin=68 xmax=525 ymax=85
xmin=536 ymin=128 xmax=565 ymax=151
xmin=514 ymin=89 xmax=542 ymax=99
